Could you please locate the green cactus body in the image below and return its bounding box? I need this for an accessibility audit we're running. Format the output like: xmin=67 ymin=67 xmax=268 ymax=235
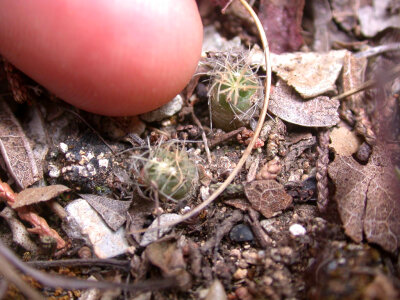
xmin=210 ymin=61 xmax=262 ymax=131
xmin=141 ymin=146 xmax=198 ymax=201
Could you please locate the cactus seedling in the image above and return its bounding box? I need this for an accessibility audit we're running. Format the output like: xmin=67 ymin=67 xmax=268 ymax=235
xmin=209 ymin=53 xmax=263 ymax=131
xmin=135 ymin=143 xmax=198 ymax=202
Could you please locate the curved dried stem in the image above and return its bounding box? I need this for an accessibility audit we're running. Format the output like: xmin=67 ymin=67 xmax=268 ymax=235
xmin=151 ymin=0 xmax=272 ymax=229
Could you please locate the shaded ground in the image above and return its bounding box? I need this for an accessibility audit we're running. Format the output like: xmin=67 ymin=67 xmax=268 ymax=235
xmin=0 ymin=1 xmax=400 ymax=299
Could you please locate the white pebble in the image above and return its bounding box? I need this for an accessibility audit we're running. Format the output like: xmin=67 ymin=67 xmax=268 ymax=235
xmin=59 ymin=142 xmax=68 ymax=153
xmin=289 ymin=223 xmax=306 ymax=236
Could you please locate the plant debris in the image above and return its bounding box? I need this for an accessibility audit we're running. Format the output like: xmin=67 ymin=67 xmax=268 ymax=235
xmin=0 ymin=0 xmax=399 ymax=298
xmin=80 ymin=194 xmax=131 ymax=231
xmin=65 ymin=198 xmax=129 ymax=258
xmin=12 ymin=184 xmax=70 ymax=209
xmin=328 ymin=145 xmax=400 ymax=252
xmin=0 ymin=98 xmax=41 ymax=189
xmin=244 ymin=180 xmax=292 ymax=218
xmin=269 ymin=80 xmax=340 ymax=127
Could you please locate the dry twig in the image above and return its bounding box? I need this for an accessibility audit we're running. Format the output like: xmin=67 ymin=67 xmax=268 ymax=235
xmin=316 ymin=130 xmax=330 ymax=212
xmin=150 ymin=0 xmax=272 ymax=230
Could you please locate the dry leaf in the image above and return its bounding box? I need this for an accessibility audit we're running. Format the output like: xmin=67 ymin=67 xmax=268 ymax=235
xmin=269 ymin=80 xmax=340 ymax=127
xmin=271 ymin=50 xmax=348 ymax=98
xmin=258 ymin=0 xmax=304 ymax=54
xmin=0 ymin=98 xmax=41 ymax=188
xmin=13 ymin=184 xmax=70 ymax=209
xmin=244 ymin=180 xmax=292 ymax=218
xmin=80 ymin=194 xmax=131 ymax=231
xmin=145 ymin=240 xmax=191 ymax=290
xmin=328 ymin=145 xmax=400 ymax=252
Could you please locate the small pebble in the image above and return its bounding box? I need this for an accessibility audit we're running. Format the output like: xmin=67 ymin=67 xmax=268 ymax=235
xmin=289 ymin=223 xmax=306 ymax=236
xmin=59 ymin=142 xmax=68 ymax=153
xmin=140 ymin=94 xmax=183 ymax=122
xmin=233 ymin=268 xmax=248 ymax=280
xmin=356 ymin=142 xmax=372 ymax=163
xmin=230 ymin=224 xmax=254 ymax=242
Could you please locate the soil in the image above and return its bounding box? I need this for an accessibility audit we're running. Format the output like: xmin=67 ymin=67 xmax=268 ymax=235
xmin=0 ymin=1 xmax=400 ymax=299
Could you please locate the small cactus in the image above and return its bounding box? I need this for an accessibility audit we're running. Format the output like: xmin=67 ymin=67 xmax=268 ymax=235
xmin=209 ymin=53 xmax=263 ymax=131
xmin=135 ymin=143 xmax=198 ymax=202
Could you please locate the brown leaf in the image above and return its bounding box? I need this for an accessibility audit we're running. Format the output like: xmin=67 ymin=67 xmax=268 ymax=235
xmin=271 ymin=50 xmax=348 ymax=98
xmin=269 ymin=80 xmax=340 ymax=127
xmin=244 ymin=180 xmax=292 ymax=218
xmin=0 ymin=98 xmax=41 ymax=189
xmin=258 ymin=0 xmax=304 ymax=53
xmin=13 ymin=185 xmax=70 ymax=209
xmin=145 ymin=240 xmax=191 ymax=290
xmin=328 ymin=145 xmax=400 ymax=252
xmin=80 ymin=194 xmax=131 ymax=231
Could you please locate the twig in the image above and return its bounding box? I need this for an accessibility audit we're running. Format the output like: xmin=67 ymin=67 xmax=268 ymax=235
xmin=208 ymin=127 xmax=246 ymax=148
xmin=0 ymin=239 xmax=176 ymax=292
xmin=27 ymin=258 xmax=130 ymax=271
xmin=354 ymin=43 xmax=400 ymax=58
xmin=190 ymin=108 xmax=212 ymax=163
xmin=0 ymin=251 xmax=43 ymax=300
xmin=316 ymin=130 xmax=330 ymax=212
xmin=149 ymin=0 xmax=272 ymax=229
xmin=246 ymin=208 xmax=272 ymax=247
xmin=332 ymin=64 xmax=400 ymax=101
xmin=354 ymin=108 xmax=376 ymax=145
xmin=200 ymin=210 xmax=243 ymax=254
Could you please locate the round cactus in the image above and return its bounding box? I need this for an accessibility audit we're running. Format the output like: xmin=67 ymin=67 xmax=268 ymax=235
xmin=137 ymin=143 xmax=198 ymax=201
xmin=209 ymin=54 xmax=263 ymax=131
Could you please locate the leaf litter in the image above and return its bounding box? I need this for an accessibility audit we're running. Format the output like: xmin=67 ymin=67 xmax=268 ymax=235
xmin=0 ymin=0 xmax=400 ymax=298
xmin=328 ymin=145 xmax=400 ymax=253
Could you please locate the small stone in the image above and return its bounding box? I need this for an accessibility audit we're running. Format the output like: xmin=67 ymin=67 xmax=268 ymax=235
xmin=230 ymin=224 xmax=254 ymax=242
xmin=235 ymin=286 xmax=251 ymax=300
xmin=65 ymin=199 xmax=129 ymax=258
xmin=140 ymin=213 xmax=181 ymax=247
xmin=205 ymin=279 xmax=228 ymax=300
xmin=140 ymin=94 xmax=183 ymax=122
xmin=230 ymin=249 xmax=242 ymax=259
xmin=356 ymin=142 xmax=372 ymax=163
xmin=242 ymin=250 xmax=259 ymax=265
xmin=48 ymin=164 xmax=60 ymax=178
xmin=59 ymin=142 xmax=68 ymax=153
xmin=289 ymin=223 xmax=306 ymax=236
xmin=233 ymin=268 xmax=248 ymax=280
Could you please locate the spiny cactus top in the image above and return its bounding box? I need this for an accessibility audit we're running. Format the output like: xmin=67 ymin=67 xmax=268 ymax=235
xmin=209 ymin=53 xmax=263 ymax=131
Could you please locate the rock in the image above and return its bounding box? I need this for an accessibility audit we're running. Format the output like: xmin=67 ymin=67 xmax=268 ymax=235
xmin=230 ymin=224 xmax=254 ymax=242
xmin=140 ymin=94 xmax=183 ymax=122
xmin=140 ymin=213 xmax=182 ymax=247
xmin=202 ymin=25 xmax=242 ymax=54
xmin=233 ymin=268 xmax=248 ymax=280
xmin=289 ymin=223 xmax=307 ymax=236
xmin=204 ymin=279 xmax=228 ymax=300
xmin=65 ymin=199 xmax=129 ymax=258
